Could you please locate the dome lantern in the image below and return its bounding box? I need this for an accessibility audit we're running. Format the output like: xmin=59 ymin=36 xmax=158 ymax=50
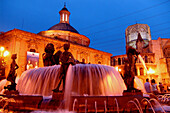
xmin=59 ymin=3 xmax=70 ymax=24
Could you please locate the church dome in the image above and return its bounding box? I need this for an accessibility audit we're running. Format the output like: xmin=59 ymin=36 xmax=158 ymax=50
xmin=38 ymin=4 xmax=90 ymax=47
xmin=48 ymin=23 xmax=79 ymax=34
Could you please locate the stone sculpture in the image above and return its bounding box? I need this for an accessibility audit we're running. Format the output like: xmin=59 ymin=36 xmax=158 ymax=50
xmin=123 ymin=46 xmax=140 ymax=91
xmin=5 ymin=54 xmax=19 ymax=91
xmin=42 ymin=43 xmax=56 ymax=66
xmin=53 ymin=43 xmax=75 ymax=92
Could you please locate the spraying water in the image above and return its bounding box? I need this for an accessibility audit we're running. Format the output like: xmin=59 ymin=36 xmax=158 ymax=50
xmin=15 ymin=64 xmax=127 ymax=97
xmin=138 ymin=55 xmax=147 ymax=72
xmin=17 ymin=65 xmax=61 ymax=96
xmin=65 ymin=64 xmax=126 ymax=96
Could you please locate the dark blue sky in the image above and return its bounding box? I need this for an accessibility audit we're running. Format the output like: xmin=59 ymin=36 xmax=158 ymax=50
xmin=1 ymin=0 xmax=170 ymax=56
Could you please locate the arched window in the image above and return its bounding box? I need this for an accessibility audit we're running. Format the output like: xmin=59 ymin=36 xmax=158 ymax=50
xmin=118 ymin=58 xmax=121 ymax=65
xmin=98 ymin=61 xmax=101 ymax=64
xmin=62 ymin=13 xmax=65 ymax=21
xmin=65 ymin=14 xmax=67 ymax=21
xmin=113 ymin=59 xmax=116 ymax=66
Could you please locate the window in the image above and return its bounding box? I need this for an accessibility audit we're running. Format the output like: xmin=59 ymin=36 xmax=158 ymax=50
xmin=62 ymin=14 xmax=65 ymax=21
xmin=118 ymin=58 xmax=121 ymax=65
xmin=65 ymin=14 xmax=67 ymax=21
xmin=113 ymin=59 xmax=116 ymax=66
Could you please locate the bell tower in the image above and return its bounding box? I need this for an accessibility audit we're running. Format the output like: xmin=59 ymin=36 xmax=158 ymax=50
xmin=125 ymin=24 xmax=151 ymax=49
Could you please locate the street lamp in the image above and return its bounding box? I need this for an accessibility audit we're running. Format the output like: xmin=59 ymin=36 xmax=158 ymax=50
xmin=0 ymin=46 xmax=9 ymax=79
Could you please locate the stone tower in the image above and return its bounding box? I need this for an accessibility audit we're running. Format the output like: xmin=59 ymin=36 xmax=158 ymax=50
xmin=125 ymin=24 xmax=151 ymax=50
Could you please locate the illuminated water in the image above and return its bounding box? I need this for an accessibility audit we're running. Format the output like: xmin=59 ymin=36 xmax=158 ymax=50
xmin=138 ymin=55 xmax=148 ymax=72
xmin=16 ymin=64 xmax=127 ymax=96
xmin=16 ymin=65 xmax=61 ymax=96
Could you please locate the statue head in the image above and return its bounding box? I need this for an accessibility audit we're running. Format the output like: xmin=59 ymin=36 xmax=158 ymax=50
xmin=126 ymin=46 xmax=140 ymax=56
xmin=45 ymin=43 xmax=55 ymax=53
xmin=64 ymin=43 xmax=70 ymax=51
xmin=11 ymin=54 xmax=17 ymax=59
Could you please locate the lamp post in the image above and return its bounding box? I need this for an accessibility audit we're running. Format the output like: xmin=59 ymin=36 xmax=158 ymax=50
xmin=0 ymin=46 xmax=9 ymax=79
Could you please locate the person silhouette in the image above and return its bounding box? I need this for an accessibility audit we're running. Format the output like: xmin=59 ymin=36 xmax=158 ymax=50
xmin=144 ymin=78 xmax=151 ymax=93
xmin=151 ymin=79 xmax=158 ymax=95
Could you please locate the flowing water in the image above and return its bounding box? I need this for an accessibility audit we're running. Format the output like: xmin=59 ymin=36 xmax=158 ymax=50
xmin=16 ymin=65 xmax=61 ymax=96
xmin=138 ymin=55 xmax=148 ymax=72
xmin=15 ymin=64 xmax=127 ymax=97
xmin=65 ymin=64 xmax=126 ymax=96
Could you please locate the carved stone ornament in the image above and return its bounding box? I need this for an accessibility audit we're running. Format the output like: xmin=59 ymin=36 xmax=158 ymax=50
xmin=27 ymin=39 xmax=38 ymax=50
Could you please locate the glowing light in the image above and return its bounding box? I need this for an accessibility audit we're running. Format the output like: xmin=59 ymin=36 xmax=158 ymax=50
xmin=62 ymin=14 xmax=64 ymax=21
xmin=115 ymin=67 xmax=118 ymax=71
xmin=118 ymin=69 xmax=121 ymax=72
xmin=0 ymin=47 xmax=4 ymax=51
xmin=147 ymin=68 xmax=155 ymax=74
xmin=3 ymin=50 xmax=9 ymax=57
xmin=65 ymin=14 xmax=67 ymax=21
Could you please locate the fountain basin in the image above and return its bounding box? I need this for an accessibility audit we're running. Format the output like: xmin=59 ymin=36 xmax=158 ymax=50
xmin=70 ymin=95 xmax=143 ymax=112
xmin=0 ymin=93 xmax=144 ymax=112
xmin=0 ymin=94 xmax=43 ymax=111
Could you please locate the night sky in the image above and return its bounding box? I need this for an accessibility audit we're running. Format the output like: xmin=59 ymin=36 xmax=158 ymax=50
xmin=1 ymin=0 xmax=170 ymax=56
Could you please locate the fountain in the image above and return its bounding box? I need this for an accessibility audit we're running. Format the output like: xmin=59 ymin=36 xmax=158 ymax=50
xmin=0 ymin=44 xmax=168 ymax=112
xmin=0 ymin=63 xmax=147 ymax=112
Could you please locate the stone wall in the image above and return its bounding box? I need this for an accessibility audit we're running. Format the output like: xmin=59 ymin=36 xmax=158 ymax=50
xmin=0 ymin=29 xmax=112 ymax=77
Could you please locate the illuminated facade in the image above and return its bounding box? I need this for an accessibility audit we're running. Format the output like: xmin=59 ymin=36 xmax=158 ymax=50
xmin=0 ymin=5 xmax=112 ymax=77
xmin=111 ymin=24 xmax=170 ymax=87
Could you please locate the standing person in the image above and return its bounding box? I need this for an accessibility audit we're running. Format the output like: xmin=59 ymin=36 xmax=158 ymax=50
xmin=144 ymin=78 xmax=151 ymax=93
xmin=158 ymin=82 xmax=164 ymax=93
xmin=151 ymin=79 xmax=158 ymax=95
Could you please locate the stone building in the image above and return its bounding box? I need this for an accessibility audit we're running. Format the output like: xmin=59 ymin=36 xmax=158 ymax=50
xmin=111 ymin=23 xmax=170 ymax=86
xmin=0 ymin=5 xmax=112 ymax=77
xmin=149 ymin=37 xmax=170 ymax=84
